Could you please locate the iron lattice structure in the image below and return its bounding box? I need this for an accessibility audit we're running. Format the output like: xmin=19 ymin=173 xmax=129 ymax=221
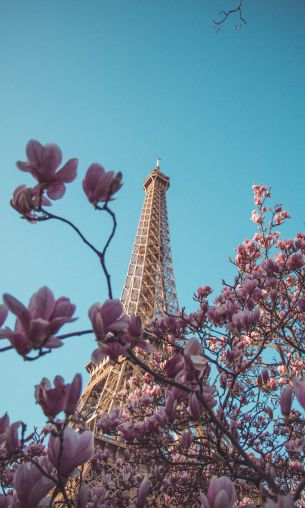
xmin=78 ymin=165 xmax=179 ymax=449
xmin=121 ymin=167 xmax=178 ymax=321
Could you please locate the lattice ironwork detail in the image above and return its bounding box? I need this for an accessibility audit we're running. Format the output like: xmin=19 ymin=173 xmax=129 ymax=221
xmin=78 ymin=166 xmax=179 ymax=437
xmin=120 ymin=168 xmax=178 ymax=321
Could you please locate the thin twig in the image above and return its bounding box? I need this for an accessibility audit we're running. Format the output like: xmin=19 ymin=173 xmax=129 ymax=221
xmin=0 ymin=345 xmax=13 ymax=353
xmin=213 ymin=0 xmax=246 ymax=32
xmin=95 ymin=203 xmax=118 ymax=299
xmin=41 ymin=209 xmax=101 ymax=257
xmin=41 ymin=206 xmax=116 ymax=300
xmin=56 ymin=329 xmax=93 ymax=341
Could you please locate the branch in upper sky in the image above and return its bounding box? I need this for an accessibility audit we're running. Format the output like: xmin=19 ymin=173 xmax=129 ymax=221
xmin=213 ymin=0 xmax=247 ymax=33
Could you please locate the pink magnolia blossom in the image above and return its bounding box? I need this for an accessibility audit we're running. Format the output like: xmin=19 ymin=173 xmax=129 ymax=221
xmin=76 ymin=486 xmax=89 ymax=508
xmin=14 ymin=459 xmax=53 ymax=508
xmin=274 ymin=210 xmax=290 ymax=225
xmin=35 ymin=375 xmax=68 ymax=418
xmin=0 ymin=287 xmax=76 ymax=356
xmin=286 ymin=438 xmax=305 ymax=453
xmin=97 ymin=407 xmax=122 ymax=434
xmin=189 ymin=393 xmax=201 ymax=420
xmin=165 ymin=391 xmax=177 ymax=420
xmin=261 ymin=258 xmax=279 ymax=275
xmin=287 ymin=253 xmax=304 ymax=270
xmin=48 ymin=427 xmax=94 ymax=478
xmin=88 ymin=486 xmax=108 ymax=507
xmin=293 ymin=379 xmax=305 ymax=410
xmin=64 ymin=372 xmax=82 ymax=415
xmin=184 ymin=339 xmax=209 ymax=376
xmin=89 ymin=300 xmax=130 ymax=364
xmin=0 ymin=493 xmax=16 ymax=507
xmin=197 ymin=285 xmax=212 ymax=299
xmin=0 ymin=306 xmax=8 ymax=328
xmin=265 ymin=494 xmax=296 ymax=508
xmin=199 ymin=476 xmax=237 ymax=508
xmin=89 ymin=299 xmax=129 ymax=342
xmin=180 ymin=429 xmax=194 ymax=449
xmin=208 ymin=301 xmax=240 ymax=327
xmin=83 ymin=163 xmax=123 ymax=205
xmin=137 ymin=474 xmax=150 ymax=507
xmin=118 ymin=422 xmax=135 ymax=442
xmin=11 ymin=185 xmax=37 ymax=219
xmin=235 ymin=239 xmax=261 ymax=269
xmin=0 ymin=413 xmax=9 ymax=440
xmin=35 ymin=373 xmax=82 ymax=418
xmin=127 ymin=314 xmax=143 ymax=337
xmin=202 ymin=385 xmax=217 ymax=408
xmin=165 ymin=353 xmax=184 ymax=378
xmin=280 ymin=387 xmax=293 ymax=416
xmin=252 ymin=184 xmax=270 ymax=206
xmin=123 ymin=314 xmax=151 ymax=352
xmin=11 ymin=185 xmax=51 ymax=220
xmin=153 ymin=314 xmax=182 ymax=335
xmin=11 ymin=185 xmax=38 ymax=220
xmin=154 ymin=407 xmax=168 ymax=427
xmin=16 ymin=140 xmax=77 ymax=200
xmin=92 ymin=341 xmax=129 ymax=365
xmin=5 ymin=421 xmax=21 ymax=456
xmin=231 ymin=309 xmax=260 ymax=331
xmin=237 ymin=278 xmax=257 ymax=297
xmin=0 ymin=413 xmax=20 ymax=456
xmin=251 ymin=210 xmax=263 ymax=225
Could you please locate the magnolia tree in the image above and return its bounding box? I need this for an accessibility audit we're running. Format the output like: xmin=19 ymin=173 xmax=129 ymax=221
xmin=0 ymin=140 xmax=305 ymax=507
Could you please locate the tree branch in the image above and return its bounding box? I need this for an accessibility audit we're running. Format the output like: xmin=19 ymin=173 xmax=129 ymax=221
xmin=213 ymin=0 xmax=247 ymax=32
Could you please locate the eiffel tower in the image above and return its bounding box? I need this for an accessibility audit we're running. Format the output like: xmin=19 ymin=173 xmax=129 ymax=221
xmin=77 ymin=160 xmax=179 ymax=454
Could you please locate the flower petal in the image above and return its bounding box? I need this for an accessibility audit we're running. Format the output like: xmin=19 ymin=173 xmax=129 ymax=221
xmin=42 ymin=144 xmax=62 ymax=172
xmin=3 ymin=294 xmax=31 ymax=334
xmin=47 ymin=182 xmax=66 ymax=200
xmin=48 ymin=316 xmax=77 ymax=335
xmin=29 ymin=287 xmax=55 ymax=320
xmin=56 ymin=159 xmax=78 ymax=183
xmin=26 ymin=140 xmax=44 ymax=165
xmin=44 ymin=337 xmax=63 ymax=349
xmin=16 ymin=161 xmax=32 ymax=172
xmin=0 ymin=305 xmax=8 ymax=328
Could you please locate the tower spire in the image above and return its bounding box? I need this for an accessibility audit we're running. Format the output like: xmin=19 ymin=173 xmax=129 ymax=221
xmin=121 ymin=163 xmax=178 ymax=322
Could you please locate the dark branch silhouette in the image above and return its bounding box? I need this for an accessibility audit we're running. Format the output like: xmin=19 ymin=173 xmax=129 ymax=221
xmin=213 ymin=0 xmax=247 ymax=32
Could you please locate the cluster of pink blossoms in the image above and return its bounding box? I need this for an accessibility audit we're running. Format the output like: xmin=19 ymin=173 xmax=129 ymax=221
xmin=252 ymin=183 xmax=270 ymax=206
xmin=12 ymin=139 xmax=123 ymax=220
xmin=3 ymin=142 xmax=305 ymax=506
xmin=89 ymin=299 xmax=150 ymax=364
xmin=12 ymin=140 xmax=78 ymax=219
xmin=16 ymin=140 xmax=78 ymax=200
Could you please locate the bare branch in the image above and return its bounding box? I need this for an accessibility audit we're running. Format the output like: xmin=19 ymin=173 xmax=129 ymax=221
xmin=213 ymin=0 xmax=247 ymax=32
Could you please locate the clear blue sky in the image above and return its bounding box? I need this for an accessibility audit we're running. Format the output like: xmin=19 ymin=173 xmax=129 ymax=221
xmin=0 ymin=0 xmax=305 ymax=430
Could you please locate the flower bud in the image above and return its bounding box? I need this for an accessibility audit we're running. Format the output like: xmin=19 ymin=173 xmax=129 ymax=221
xmin=280 ymin=387 xmax=293 ymax=416
xmin=189 ymin=393 xmax=201 ymax=420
